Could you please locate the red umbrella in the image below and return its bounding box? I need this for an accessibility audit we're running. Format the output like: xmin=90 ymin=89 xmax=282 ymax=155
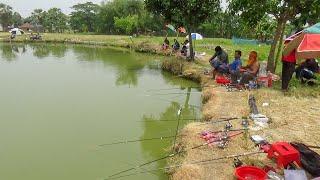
xmin=283 ymin=23 xmax=320 ymax=62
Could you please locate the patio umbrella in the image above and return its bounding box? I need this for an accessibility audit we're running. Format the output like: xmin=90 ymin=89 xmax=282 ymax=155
xmin=165 ymin=24 xmax=176 ymax=33
xmin=186 ymin=33 xmax=203 ymax=40
xmin=283 ymin=23 xmax=320 ymax=62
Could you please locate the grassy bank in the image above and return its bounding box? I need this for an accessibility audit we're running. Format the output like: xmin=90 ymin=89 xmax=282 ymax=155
xmin=162 ymin=58 xmax=320 ymax=180
xmin=0 ymin=32 xmax=270 ymax=59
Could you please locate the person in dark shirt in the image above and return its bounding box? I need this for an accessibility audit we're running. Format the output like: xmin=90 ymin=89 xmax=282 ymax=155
xmin=295 ymin=58 xmax=319 ymax=85
xmin=209 ymin=46 xmax=229 ymax=77
xmin=172 ymin=39 xmax=180 ymax=51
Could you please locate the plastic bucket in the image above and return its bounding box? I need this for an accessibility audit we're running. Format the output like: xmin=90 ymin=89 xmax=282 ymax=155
xmin=235 ymin=166 xmax=267 ymax=180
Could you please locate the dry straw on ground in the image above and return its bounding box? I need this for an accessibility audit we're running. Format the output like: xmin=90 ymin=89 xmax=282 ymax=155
xmin=165 ymin=63 xmax=320 ymax=180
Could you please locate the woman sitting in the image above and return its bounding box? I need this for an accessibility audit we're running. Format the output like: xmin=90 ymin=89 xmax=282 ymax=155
xmin=240 ymin=51 xmax=260 ymax=85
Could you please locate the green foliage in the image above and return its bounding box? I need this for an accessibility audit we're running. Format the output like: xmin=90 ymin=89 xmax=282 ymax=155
xmin=114 ymin=15 xmax=138 ymax=34
xmin=70 ymin=2 xmax=99 ymax=32
xmin=43 ymin=8 xmax=68 ymax=33
xmin=0 ymin=3 xmax=13 ymax=27
xmin=255 ymin=15 xmax=276 ymax=42
xmin=28 ymin=9 xmax=46 ymax=25
xmin=12 ymin=12 xmax=22 ymax=26
xmin=145 ymin=0 xmax=220 ymax=29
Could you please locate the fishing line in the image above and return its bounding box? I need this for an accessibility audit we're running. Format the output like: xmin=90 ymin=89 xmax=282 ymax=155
xmin=106 ymin=151 xmax=263 ymax=180
xmin=146 ymin=85 xmax=216 ymax=92
xmin=106 ymin=131 xmax=244 ymax=179
xmin=146 ymin=92 xmax=202 ymax=96
xmin=173 ymin=108 xmax=182 ymax=151
xmin=99 ymin=135 xmax=186 ymax=147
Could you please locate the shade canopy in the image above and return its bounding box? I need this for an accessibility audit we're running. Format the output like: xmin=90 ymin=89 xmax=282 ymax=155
xmin=186 ymin=33 xmax=203 ymax=40
xmin=283 ymin=23 xmax=320 ymax=62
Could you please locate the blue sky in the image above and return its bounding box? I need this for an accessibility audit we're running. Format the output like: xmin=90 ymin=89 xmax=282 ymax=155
xmin=3 ymin=0 xmax=228 ymax=18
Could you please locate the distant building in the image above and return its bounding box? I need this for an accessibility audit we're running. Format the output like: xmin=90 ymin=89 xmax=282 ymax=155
xmin=19 ymin=23 xmax=44 ymax=33
xmin=19 ymin=23 xmax=34 ymax=32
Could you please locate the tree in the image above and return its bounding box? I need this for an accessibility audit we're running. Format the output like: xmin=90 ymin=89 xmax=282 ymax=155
xmin=28 ymin=9 xmax=46 ymax=25
xmin=0 ymin=3 xmax=13 ymax=28
xmin=70 ymin=2 xmax=99 ymax=32
xmin=229 ymin=0 xmax=320 ymax=72
xmin=12 ymin=12 xmax=22 ymax=27
xmin=97 ymin=0 xmax=146 ymax=34
xmin=43 ymin=8 xmax=68 ymax=33
xmin=145 ymin=0 xmax=221 ymax=60
xmin=114 ymin=15 xmax=138 ymax=34
xmin=255 ymin=15 xmax=276 ymax=42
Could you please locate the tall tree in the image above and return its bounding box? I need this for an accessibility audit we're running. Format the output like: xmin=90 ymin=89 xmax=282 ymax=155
xmin=0 ymin=3 xmax=13 ymax=28
xmin=70 ymin=2 xmax=99 ymax=32
xmin=145 ymin=0 xmax=221 ymax=60
xmin=97 ymin=0 xmax=145 ymax=34
xmin=229 ymin=0 xmax=320 ymax=72
xmin=43 ymin=8 xmax=68 ymax=33
xmin=12 ymin=12 xmax=23 ymax=27
xmin=29 ymin=9 xmax=46 ymax=25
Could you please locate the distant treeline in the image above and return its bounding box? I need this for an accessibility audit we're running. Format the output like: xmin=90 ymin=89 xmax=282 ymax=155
xmin=0 ymin=0 xmax=280 ymax=41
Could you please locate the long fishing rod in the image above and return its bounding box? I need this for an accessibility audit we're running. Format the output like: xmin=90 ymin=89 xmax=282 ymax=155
xmin=173 ymin=108 xmax=182 ymax=151
xmin=106 ymin=151 xmax=263 ymax=180
xmin=138 ymin=117 xmax=237 ymax=123
xmin=146 ymin=92 xmax=202 ymax=96
xmin=99 ymin=134 xmax=186 ymax=147
xmin=146 ymin=85 xmax=217 ymax=92
xmin=106 ymin=131 xmax=244 ymax=179
xmin=195 ymin=117 xmax=240 ymax=126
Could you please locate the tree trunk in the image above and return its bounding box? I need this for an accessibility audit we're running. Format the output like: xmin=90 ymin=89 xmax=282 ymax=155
xmin=188 ymin=30 xmax=194 ymax=61
xmin=274 ymin=22 xmax=286 ymax=72
xmin=267 ymin=19 xmax=284 ymax=72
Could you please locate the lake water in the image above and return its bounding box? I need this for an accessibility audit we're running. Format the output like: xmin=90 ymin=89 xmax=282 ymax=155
xmin=0 ymin=43 xmax=201 ymax=180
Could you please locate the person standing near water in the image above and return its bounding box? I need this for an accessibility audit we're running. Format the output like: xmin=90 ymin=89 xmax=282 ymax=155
xmin=281 ymin=49 xmax=296 ymax=91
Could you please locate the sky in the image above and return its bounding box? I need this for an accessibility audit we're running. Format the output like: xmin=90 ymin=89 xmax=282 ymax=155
xmin=1 ymin=0 xmax=103 ymax=17
xmin=2 ymin=0 xmax=228 ymax=18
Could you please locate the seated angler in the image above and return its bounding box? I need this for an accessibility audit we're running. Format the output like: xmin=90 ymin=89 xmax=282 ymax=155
xmin=295 ymin=58 xmax=319 ymax=85
xmin=229 ymin=50 xmax=242 ymax=84
xmin=240 ymin=51 xmax=260 ymax=85
xmin=209 ymin=46 xmax=229 ymax=78
xmin=172 ymin=39 xmax=180 ymax=52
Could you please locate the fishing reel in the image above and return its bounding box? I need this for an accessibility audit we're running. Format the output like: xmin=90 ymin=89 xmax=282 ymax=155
xmin=218 ymin=139 xmax=229 ymax=149
xmin=218 ymin=131 xmax=229 ymax=149
xmin=241 ymin=119 xmax=249 ymax=128
xmin=225 ymin=121 xmax=233 ymax=131
xmin=233 ymin=158 xmax=243 ymax=168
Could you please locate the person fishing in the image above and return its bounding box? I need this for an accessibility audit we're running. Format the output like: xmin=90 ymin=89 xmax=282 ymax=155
xmin=162 ymin=37 xmax=170 ymax=50
xmin=209 ymin=46 xmax=229 ymax=78
xmin=229 ymin=50 xmax=242 ymax=83
xmin=295 ymin=58 xmax=319 ymax=85
xmin=180 ymin=39 xmax=189 ymax=56
xmin=172 ymin=39 xmax=180 ymax=52
xmin=239 ymin=51 xmax=260 ymax=85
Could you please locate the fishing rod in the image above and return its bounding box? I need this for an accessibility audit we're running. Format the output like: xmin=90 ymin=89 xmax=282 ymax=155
xmin=137 ymin=117 xmax=237 ymax=123
xmin=146 ymin=92 xmax=202 ymax=96
xmin=146 ymin=85 xmax=216 ymax=92
xmin=106 ymin=131 xmax=244 ymax=179
xmin=195 ymin=117 xmax=240 ymax=126
xmin=106 ymin=151 xmax=263 ymax=180
xmin=98 ymin=134 xmax=186 ymax=147
xmin=173 ymin=108 xmax=182 ymax=151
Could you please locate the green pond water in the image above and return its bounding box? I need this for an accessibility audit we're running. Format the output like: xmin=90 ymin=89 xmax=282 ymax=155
xmin=0 ymin=43 xmax=201 ymax=180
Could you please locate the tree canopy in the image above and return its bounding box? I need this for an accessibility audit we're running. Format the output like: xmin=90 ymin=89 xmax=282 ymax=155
xmin=145 ymin=0 xmax=221 ymax=60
